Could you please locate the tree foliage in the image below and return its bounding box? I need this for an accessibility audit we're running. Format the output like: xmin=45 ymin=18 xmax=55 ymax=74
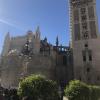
xmin=18 ymin=74 xmax=59 ymax=100
xmin=89 ymin=85 xmax=100 ymax=100
xmin=65 ymin=80 xmax=100 ymax=100
xmin=65 ymin=80 xmax=89 ymax=100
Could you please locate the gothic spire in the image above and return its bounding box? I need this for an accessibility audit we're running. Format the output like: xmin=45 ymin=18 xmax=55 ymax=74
xmin=4 ymin=32 xmax=10 ymax=43
xmin=35 ymin=26 xmax=41 ymax=38
xmin=5 ymin=32 xmax=10 ymax=38
xmin=56 ymin=35 xmax=59 ymax=46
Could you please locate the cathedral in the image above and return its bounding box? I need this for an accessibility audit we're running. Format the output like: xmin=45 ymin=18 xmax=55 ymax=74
xmin=0 ymin=0 xmax=100 ymax=88
xmin=0 ymin=27 xmax=73 ymax=88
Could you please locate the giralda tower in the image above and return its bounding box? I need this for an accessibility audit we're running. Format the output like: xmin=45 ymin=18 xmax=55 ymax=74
xmin=69 ymin=0 xmax=100 ymax=84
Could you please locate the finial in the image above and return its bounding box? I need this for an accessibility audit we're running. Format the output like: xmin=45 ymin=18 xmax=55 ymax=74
xmin=36 ymin=26 xmax=40 ymax=33
xmin=6 ymin=32 xmax=10 ymax=36
xmin=36 ymin=26 xmax=40 ymax=31
xmin=5 ymin=32 xmax=10 ymax=39
xmin=56 ymin=35 xmax=59 ymax=46
xmin=44 ymin=37 xmax=47 ymax=42
xmin=36 ymin=26 xmax=41 ymax=38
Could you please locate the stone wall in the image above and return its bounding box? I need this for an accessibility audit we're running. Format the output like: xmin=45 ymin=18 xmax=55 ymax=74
xmin=0 ymin=54 xmax=56 ymax=88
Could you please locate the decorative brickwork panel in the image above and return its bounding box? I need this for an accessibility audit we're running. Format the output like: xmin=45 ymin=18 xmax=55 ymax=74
xmin=80 ymin=8 xmax=86 ymax=15
xmin=88 ymin=6 xmax=95 ymax=19
xmin=70 ymin=0 xmax=93 ymax=7
xmin=90 ymin=21 xmax=97 ymax=38
xmin=82 ymin=22 xmax=88 ymax=30
xmin=73 ymin=9 xmax=79 ymax=22
xmin=74 ymin=24 xmax=80 ymax=40
xmin=81 ymin=15 xmax=87 ymax=22
xmin=82 ymin=31 xmax=89 ymax=39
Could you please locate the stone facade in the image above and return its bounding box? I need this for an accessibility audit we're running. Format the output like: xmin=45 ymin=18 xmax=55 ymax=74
xmin=2 ymin=27 xmax=41 ymax=56
xmin=70 ymin=0 xmax=100 ymax=85
xmin=0 ymin=27 xmax=73 ymax=88
xmin=0 ymin=54 xmax=55 ymax=88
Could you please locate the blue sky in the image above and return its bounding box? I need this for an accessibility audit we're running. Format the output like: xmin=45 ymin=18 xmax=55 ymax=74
xmin=0 ymin=0 xmax=100 ymax=54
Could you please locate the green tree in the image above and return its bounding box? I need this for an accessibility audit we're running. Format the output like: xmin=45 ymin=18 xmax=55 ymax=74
xmin=89 ymin=85 xmax=100 ymax=100
xmin=18 ymin=74 xmax=59 ymax=100
xmin=65 ymin=80 xmax=90 ymax=100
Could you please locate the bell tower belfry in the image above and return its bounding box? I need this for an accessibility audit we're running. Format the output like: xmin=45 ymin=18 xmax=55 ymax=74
xmin=70 ymin=0 xmax=99 ymax=42
xmin=69 ymin=0 xmax=100 ymax=84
